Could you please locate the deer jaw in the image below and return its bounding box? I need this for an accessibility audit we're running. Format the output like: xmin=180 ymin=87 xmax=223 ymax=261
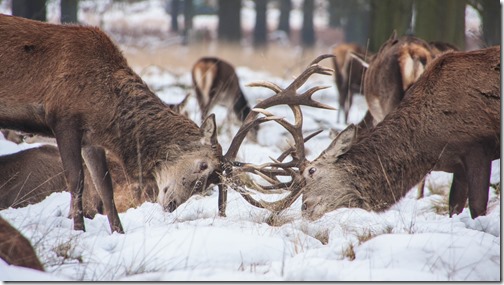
xmin=301 ymin=125 xmax=369 ymax=220
xmin=155 ymin=114 xmax=221 ymax=212
xmin=155 ymin=149 xmax=220 ymax=212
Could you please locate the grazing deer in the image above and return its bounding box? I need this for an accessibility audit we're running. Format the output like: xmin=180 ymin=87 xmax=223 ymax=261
xmin=331 ymin=43 xmax=369 ymax=124
xmin=0 ymin=14 xmax=222 ymax=233
xmin=363 ymin=31 xmax=435 ymax=125
xmin=0 ymin=144 xmax=156 ymax=217
xmin=191 ymin=57 xmax=258 ymax=140
xmin=300 ymin=46 xmax=500 ymax=220
xmin=0 ymin=216 xmax=44 ymax=271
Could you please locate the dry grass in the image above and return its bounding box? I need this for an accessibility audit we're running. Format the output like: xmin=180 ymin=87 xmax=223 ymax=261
xmin=121 ymin=42 xmax=335 ymax=78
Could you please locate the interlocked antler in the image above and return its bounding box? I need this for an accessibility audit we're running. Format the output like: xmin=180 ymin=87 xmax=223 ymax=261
xmin=217 ymin=54 xmax=335 ymax=216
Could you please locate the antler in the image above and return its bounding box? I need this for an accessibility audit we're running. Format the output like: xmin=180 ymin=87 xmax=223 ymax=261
xmin=218 ymin=54 xmax=335 ymax=216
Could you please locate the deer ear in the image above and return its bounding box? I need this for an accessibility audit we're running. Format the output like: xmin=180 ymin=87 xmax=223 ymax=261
xmin=389 ymin=30 xmax=398 ymax=41
xmin=322 ymin=124 xmax=357 ymax=159
xmin=200 ymin=113 xmax=218 ymax=146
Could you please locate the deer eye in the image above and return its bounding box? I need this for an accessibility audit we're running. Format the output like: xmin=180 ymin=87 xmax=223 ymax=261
xmin=199 ymin=162 xmax=208 ymax=171
xmin=308 ymin=167 xmax=316 ymax=176
xmin=302 ymin=202 xmax=308 ymax=211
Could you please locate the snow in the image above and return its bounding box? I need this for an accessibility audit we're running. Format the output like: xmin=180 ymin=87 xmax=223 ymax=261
xmin=0 ymin=61 xmax=500 ymax=281
xmin=0 ymin=1 xmax=500 ymax=282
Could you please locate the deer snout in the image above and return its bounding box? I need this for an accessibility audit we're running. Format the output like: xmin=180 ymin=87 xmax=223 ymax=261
xmin=301 ymin=196 xmax=325 ymax=220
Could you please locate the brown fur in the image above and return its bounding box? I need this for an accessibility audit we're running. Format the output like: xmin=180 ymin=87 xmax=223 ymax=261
xmin=0 ymin=216 xmax=44 ymax=271
xmin=0 ymin=15 xmax=221 ymax=233
xmin=0 ymin=144 xmax=156 ymax=217
xmin=331 ymin=43 xmax=369 ymax=124
xmin=302 ymin=46 xmax=500 ymax=220
xmin=191 ymin=57 xmax=258 ymax=139
xmin=363 ymin=32 xmax=434 ymax=125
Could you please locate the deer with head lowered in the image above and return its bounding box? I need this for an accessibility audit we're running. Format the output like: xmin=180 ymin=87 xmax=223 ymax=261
xmin=191 ymin=57 xmax=259 ymax=140
xmin=301 ymin=46 xmax=500 ymax=220
xmin=0 ymin=14 xmax=222 ymax=233
xmin=354 ymin=32 xmax=458 ymax=130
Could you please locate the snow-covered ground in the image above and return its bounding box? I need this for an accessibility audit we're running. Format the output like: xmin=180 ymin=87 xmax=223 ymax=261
xmin=0 ymin=62 xmax=500 ymax=281
xmin=0 ymin=0 xmax=499 ymax=281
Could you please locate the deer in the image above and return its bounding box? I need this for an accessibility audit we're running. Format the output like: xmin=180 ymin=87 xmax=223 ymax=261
xmin=354 ymin=33 xmax=459 ymax=130
xmin=0 ymin=144 xmax=156 ymax=217
xmin=331 ymin=43 xmax=369 ymax=124
xmin=0 ymin=14 xmax=222 ymax=234
xmin=191 ymin=56 xmax=259 ymax=141
xmin=0 ymin=215 xmax=44 ymax=271
xmin=354 ymin=33 xmax=459 ymax=197
xmin=300 ymin=45 xmax=500 ymax=220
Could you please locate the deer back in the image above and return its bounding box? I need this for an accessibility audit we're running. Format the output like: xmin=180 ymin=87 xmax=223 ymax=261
xmin=192 ymin=57 xmax=251 ymax=122
xmin=0 ymin=216 xmax=44 ymax=271
xmin=364 ymin=33 xmax=434 ymax=123
xmin=302 ymin=46 xmax=500 ymax=220
xmin=0 ymin=15 xmax=222 ymax=232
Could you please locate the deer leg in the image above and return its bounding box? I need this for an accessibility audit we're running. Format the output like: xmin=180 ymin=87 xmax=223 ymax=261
xmin=448 ymin=164 xmax=468 ymax=217
xmin=416 ymin=176 xmax=426 ymax=199
xmin=218 ymin=184 xmax=227 ymax=217
xmin=82 ymin=146 xmax=124 ymax=233
xmin=53 ymin=123 xmax=86 ymax=231
xmin=464 ymin=148 xmax=491 ymax=219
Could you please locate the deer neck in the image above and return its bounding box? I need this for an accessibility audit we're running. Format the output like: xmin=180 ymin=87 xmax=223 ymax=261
xmin=341 ymin=115 xmax=440 ymax=211
xmin=104 ymin=69 xmax=202 ymax=182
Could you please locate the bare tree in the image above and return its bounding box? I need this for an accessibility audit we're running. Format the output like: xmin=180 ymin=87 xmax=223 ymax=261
xmin=218 ymin=0 xmax=242 ymax=43
xmin=415 ymin=0 xmax=466 ymax=50
xmin=254 ymin=0 xmax=268 ymax=47
xmin=171 ymin=0 xmax=180 ymax=32
xmin=277 ymin=0 xmax=291 ymax=36
xmin=301 ymin=0 xmax=315 ymax=47
xmin=12 ymin=0 xmax=47 ymax=21
xmin=61 ymin=0 xmax=78 ymax=23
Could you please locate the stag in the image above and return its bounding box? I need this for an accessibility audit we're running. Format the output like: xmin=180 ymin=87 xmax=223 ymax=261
xmin=301 ymin=46 xmax=500 ymax=220
xmin=191 ymin=57 xmax=259 ymax=140
xmin=0 ymin=216 xmax=44 ymax=271
xmin=331 ymin=43 xmax=369 ymax=124
xmin=0 ymin=14 xmax=222 ymax=233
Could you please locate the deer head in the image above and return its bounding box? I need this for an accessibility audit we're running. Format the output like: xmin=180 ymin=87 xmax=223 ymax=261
xmin=301 ymin=46 xmax=500 ymax=220
xmin=155 ymin=114 xmax=222 ymax=212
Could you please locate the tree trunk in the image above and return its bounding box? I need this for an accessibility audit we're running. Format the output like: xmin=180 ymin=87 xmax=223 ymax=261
xmin=61 ymin=0 xmax=78 ymax=23
xmin=415 ymin=0 xmax=466 ymax=50
xmin=254 ymin=0 xmax=268 ymax=47
xmin=368 ymin=0 xmax=412 ymax=52
xmin=171 ymin=0 xmax=180 ymax=32
xmin=218 ymin=0 xmax=242 ymax=43
xmin=301 ymin=0 xmax=315 ymax=47
xmin=12 ymin=0 xmax=47 ymax=21
xmin=278 ymin=0 xmax=291 ymax=36
xmin=182 ymin=0 xmax=194 ymax=45
xmin=480 ymin=0 xmax=501 ymax=46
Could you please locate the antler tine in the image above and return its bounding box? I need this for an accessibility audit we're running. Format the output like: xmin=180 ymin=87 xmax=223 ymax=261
xmin=308 ymin=53 xmax=336 ymax=66
xmin=224 ymin=114 xmax=279 ymax=162
xmin=218 ymin=54 xmax=335 ymax=216
xmin=285 ymin=62 xmax=334 ymax=91
xmin=237 ymin=179 xmax=305 ymax=212
xmin=277 ymin=129 xmax=323 ymax=162
xmin=246 ymin=81 xmax=283 ymax=93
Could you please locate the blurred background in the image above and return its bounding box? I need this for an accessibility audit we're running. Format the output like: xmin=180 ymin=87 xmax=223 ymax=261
xmin=0 ymin=0 xmax=500 ymax=77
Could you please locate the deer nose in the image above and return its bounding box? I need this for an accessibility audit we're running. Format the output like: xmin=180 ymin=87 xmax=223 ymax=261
xmin=166 ymin=201 xmax=177 ymax=212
